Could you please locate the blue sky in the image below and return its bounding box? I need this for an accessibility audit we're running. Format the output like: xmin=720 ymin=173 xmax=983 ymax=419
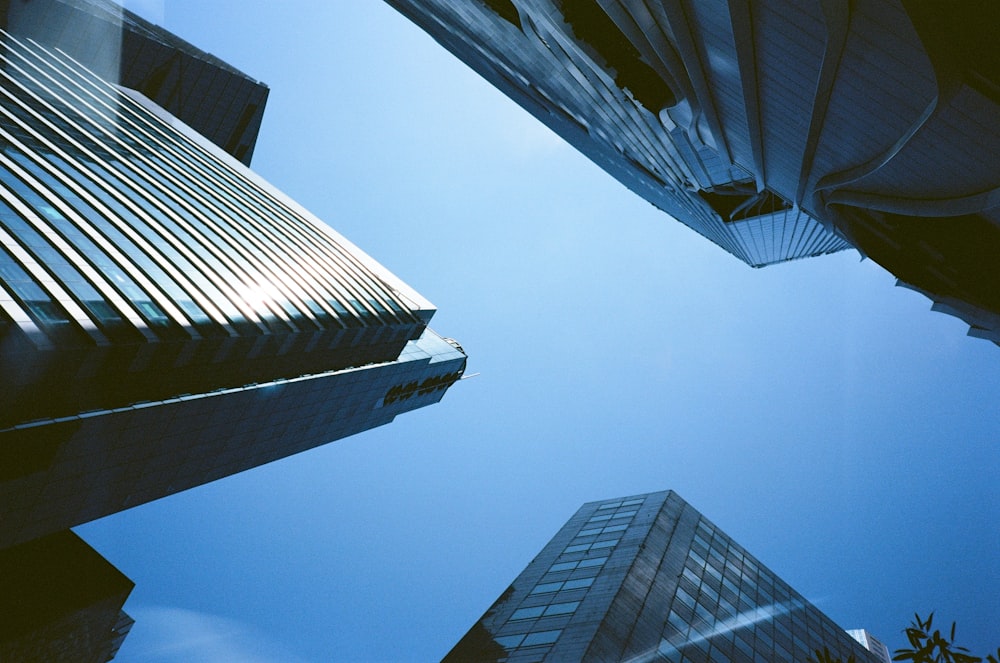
xmin=77 ymin=2 xmax=999 ymax=661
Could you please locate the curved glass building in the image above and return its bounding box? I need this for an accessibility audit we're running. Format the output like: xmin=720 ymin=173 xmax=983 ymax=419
xmin=387 ymin=0 xmax=1000 ymax=343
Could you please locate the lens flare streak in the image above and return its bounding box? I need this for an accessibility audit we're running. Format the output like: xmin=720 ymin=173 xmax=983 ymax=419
xmin=622 ymin=599 xmax=807 ymax=663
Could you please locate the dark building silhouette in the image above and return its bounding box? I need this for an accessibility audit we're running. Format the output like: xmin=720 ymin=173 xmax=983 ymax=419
xmin=0 ymin=8 xmax=466 ymax=551
xmin=386 ymin=0 xmax=1000 ymax=344
xmin=445 ymin=490 xmax=881 ymax=663
xmin=0 ymin=530 xmax=133 ymax=663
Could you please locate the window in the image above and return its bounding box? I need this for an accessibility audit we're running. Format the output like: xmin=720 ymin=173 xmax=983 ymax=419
xmin=700 ymin=581 xmax=720 ymax=604
xmin=575 ymin=522 xmax=629 ymax=542
xmin=563 ymin=538 xmax=619 ymax=555
xmin=543 ymin=601 xmax=579 ymax=616
xmin=496 ymin=634 xmax=525 ymax=648
xmin=521 ymin=630 xmax=561 ymax=646
xmin=577 ymin=556 xmax=608 ymax=568
xmin=667 ymin=610 xmax=690 ymax=638
xmin=529 ymin=576 xmax=594 ymax=594
xmin=530 ymin=581 xmax=564 ymax=595
xmin=510 ymin=605 xmax=546 ymax=620
xmin=562 ymin=577 xmax=595 ymax=591
xmin=548 ymin=556 xmax=607 ymax=573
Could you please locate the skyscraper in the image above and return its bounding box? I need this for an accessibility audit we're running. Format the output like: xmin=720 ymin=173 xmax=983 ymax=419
xmin=2 ymin=0 xmax=269 ymax=165
xmin=0 ymin=3 xmax=466 ymax=549
xmin=385 ymin=0 xmax=1000 ymax=344
xmin=445 ymin=490 xmax=881 ymax=663
xmin=385 ymin=0 xmax=850 ymax=269
xmin=847 ymin=629 xmax=893 ymax=663
xmin=0 ymin=530 xmax=133 ymax=662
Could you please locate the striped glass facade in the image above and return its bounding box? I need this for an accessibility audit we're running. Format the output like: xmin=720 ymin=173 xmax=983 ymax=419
xmin=445 ymin=491 xmax=880 ymax=663
xmin=0 ymin=29 xmax=436 ymax=424
xmin=3 ymin=0 xmax=269 ymax=165
xmin=0 ymin=28 xmax=466 ymax=548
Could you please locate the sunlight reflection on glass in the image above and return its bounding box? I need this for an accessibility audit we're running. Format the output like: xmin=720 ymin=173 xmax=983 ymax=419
xmin=236 ymin=281 xmax=283 ymax=318
xmin=621 ymin=599 xmax=807 ymax=663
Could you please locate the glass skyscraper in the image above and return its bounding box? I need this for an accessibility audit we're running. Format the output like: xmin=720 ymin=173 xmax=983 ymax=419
xmin=384 ymin=0 xmax=852 ymax=268
xmin=2 ymin=0 xmax=269 ymax=165
xmin=386 ymin=0 xmax=1000 ymax=344
xmin=445 ymin=490 xmax=881 ymax=663
xmin=0 ymin=5 xmax=466 ymax=550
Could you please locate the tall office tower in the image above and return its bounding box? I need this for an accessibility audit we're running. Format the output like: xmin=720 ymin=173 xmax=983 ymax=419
xmin=2 ymin=0 xmax=269 ymax=165
xmin=445 ymin=491 xmax=881 ymax=663
xmin=386 ymin=0 xmax=1000 ymax=343
xmin=0 ymin=11 xmax=466 ymax=549
xmin=0 ymin=530 xmax=133 ymax=662
xmin=847 ymin=629 xmax=892 ymax=663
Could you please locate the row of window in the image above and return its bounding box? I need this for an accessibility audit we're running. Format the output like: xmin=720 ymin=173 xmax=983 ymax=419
xmin=495 ymin=629 xmax=561 ymax=649
xmin=575 ymin=521 xmax=628 ymax=539
xmin=563 ymin=537 xmax=619 ymax=555
xmin=529 ymin=575 xmax=594 ymax=595
xmin=662 ymin=519 xmax=860 ymax=661
xmin=490 ymin=499 xmax=646 ymax=653
xmin=687 ymin=544 xmax=789 ymax=608
xmin=595 ymin=497 xmax=644 ymax=510
xmin=0 ymin=32 xmax=417 ymax=342
xmin=662 ymin=601 xmax=858 ymax=663
xmin=547 ymin=555 xmax=607 ymax=573
xmin=0 ymin=47 xmax=234 ymax=333
xmin=510 ymin=600 xmax=579 ymax=621
xmin=586 ymin=508 xmax=637 ymax=523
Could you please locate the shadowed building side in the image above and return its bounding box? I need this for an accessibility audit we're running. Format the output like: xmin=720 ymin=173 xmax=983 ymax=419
xmin=0 ymin=330 xmax=465 ymax=549
xmin=0 ymin=530 xmax=133 ymax=663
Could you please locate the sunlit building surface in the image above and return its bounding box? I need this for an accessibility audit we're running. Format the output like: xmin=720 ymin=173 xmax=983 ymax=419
xmin=445 ymin=490 xmax=879 ymax=663
xmin=0 ymin=10 xmax=466 ymax=550
xmin=386 ymin=0 xmax=1000 ymax=343
xmin=0 ymin=530 xmax=133 ymax=663
xmin=848 ymin=628 xmax=892 ymax=663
